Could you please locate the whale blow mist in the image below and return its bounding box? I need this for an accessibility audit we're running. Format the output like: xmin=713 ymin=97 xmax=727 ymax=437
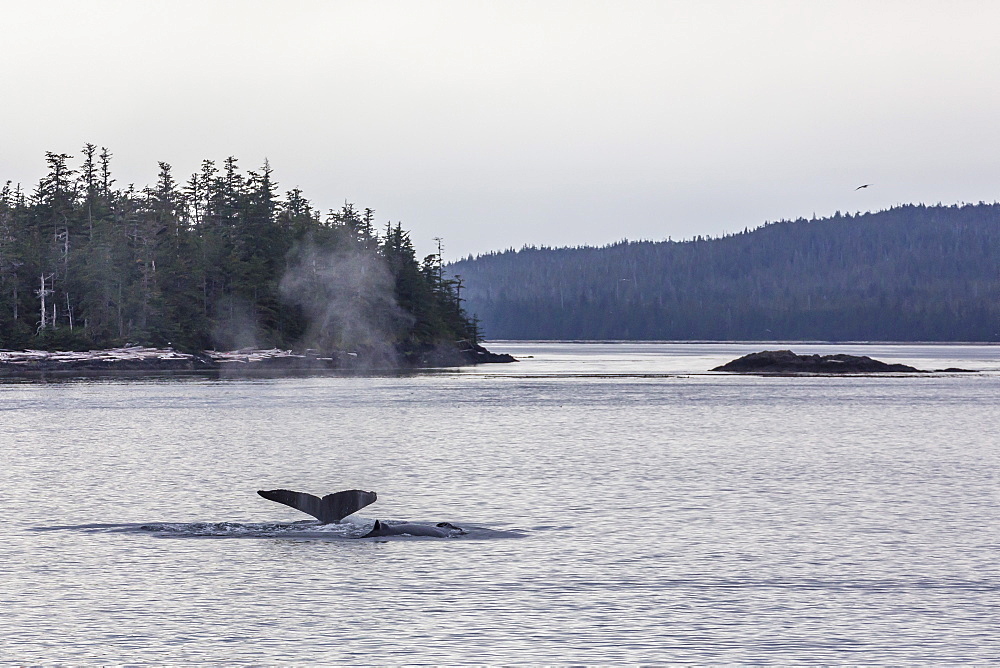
xmin=211 ymin=295 xmax=263 ymax=351
xmin=279 ymin=241 xmax=413 ymax=367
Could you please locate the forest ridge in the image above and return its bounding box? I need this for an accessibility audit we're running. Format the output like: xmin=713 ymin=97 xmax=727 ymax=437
xmin=449 ymin=204 xmax=1000 ymax=342
xmin=0 ymin=146 xmax=480 ymax=358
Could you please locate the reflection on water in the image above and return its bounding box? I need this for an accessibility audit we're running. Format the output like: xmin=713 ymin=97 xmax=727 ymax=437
xmin=2 ymin=343 xmax=998 ymax=664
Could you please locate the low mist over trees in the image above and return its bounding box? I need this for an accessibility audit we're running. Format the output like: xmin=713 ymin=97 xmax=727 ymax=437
xmin=451 ymin=204 xmax=1000 ymax=341
xmin=0 ymin=146 xmax=479 ymax=356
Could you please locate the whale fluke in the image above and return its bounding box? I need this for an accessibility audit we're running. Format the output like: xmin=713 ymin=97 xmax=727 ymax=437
xmin=257 ymin=488 xmax=377 ymax=524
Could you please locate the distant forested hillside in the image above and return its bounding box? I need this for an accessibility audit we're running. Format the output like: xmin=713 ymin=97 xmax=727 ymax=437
xmin=450 ymin=204 xmax=1000 ymax=341
xmin=0 ymin=146 xmax=478 ymax=357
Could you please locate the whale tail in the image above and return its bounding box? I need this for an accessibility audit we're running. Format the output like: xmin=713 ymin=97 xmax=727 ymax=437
xmin=257 ymin=489 xmax=377 ymax=524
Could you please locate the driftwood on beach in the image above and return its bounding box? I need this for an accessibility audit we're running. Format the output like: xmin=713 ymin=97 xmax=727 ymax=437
xmin=0 ymin=343 xmax=515 ymax=377
xmin=0 ymin=347 xmax=213 ymax=373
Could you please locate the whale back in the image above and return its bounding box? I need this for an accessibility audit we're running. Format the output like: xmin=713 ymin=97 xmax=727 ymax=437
xmin=257 ymin=488 xmax=377 ymax=523
xmin=363 ymin=519 xmax=461 ymax=538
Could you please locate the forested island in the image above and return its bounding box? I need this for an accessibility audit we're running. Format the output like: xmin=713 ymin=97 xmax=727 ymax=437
xmin=0 ymin=146 xmax=507 ymax=369
xmin=451 ymin=203 xmax=1000 ymax=341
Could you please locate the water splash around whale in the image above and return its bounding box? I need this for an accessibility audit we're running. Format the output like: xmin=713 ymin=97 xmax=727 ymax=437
xmin=32 ymin=520 xmax=526 ymax=541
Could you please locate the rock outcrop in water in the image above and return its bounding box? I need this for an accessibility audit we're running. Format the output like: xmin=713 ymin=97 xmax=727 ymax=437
xmin=712 ymin=349 xmax=925 ymax=374
xmin=402 ymin=341 xmax=517 ymax=366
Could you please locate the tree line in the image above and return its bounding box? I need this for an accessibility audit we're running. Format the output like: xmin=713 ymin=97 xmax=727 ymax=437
xmin=0 ymin=146 xmax=479 ymax=356
xmin=450 ymin=203 xmax=1000 ymax=341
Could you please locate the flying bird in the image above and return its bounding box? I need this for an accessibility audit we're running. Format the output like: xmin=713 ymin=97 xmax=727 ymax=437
xmin=855 ymin=184 xmax=872 ymax=190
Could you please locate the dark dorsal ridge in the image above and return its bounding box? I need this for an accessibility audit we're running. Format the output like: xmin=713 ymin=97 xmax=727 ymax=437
xmin=257 ymin=489 xmax=377 ymax=524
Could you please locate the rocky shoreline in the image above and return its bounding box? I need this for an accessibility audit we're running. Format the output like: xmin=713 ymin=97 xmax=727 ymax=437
xmin=712 ymin=349 xmax=975 ymax=374
xmin=0 ymin=343 xmax=516 ymax=378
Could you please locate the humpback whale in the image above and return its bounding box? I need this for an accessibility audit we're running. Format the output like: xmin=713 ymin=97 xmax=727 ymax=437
xmin=257 ymin=488 xmax=377 ymax=524
xmin=362 ymin=519 xmax=465 ymax=538
xmin=257 ymin=489 xmax=463 ymax=537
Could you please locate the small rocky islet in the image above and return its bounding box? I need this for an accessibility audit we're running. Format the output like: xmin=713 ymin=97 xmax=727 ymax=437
xmin=712 ymin=349 xmax=975 ymax=374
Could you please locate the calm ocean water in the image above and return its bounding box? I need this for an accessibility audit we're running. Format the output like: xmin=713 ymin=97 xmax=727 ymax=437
xmin=2 ymin=342 xmax=999 ymax=664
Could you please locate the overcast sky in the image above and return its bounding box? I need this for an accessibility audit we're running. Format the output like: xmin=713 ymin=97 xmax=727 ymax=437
xmin=3 ymin=1 xmax=999 ymax=259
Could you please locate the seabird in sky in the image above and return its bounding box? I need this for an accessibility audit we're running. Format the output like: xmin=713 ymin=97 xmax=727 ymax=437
xmin=855 ymin=184 xmax=872 ymax=190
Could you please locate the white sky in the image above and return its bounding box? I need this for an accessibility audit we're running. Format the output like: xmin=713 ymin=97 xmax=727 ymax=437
xmin=2 ymin=0 xmax=999 ymax=259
